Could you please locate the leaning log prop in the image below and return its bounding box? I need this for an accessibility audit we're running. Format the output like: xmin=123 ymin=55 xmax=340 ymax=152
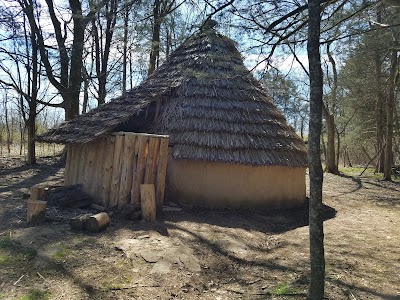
xmin=140 ymin=184 xmax=156 ymax=222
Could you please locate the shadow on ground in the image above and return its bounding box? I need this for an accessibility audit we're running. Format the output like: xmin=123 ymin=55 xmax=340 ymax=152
xmin=159 ymin=199 xmax=337 ymax=234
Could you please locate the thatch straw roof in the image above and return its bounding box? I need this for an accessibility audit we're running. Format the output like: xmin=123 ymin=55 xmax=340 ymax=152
xmin=38 ymin=27 xmax=307 ymax=167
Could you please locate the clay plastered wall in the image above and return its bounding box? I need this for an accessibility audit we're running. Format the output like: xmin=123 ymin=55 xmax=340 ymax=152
xmin=168 ymin=158 xmax=306 ymax=209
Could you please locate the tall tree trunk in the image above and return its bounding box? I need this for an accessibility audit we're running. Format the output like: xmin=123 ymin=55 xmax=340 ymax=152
xmin=336 ymin=128 xmax=340 ymax=169
xmin=27 ymin=22 xmax=38 ymax=165
xmin=165 ymin=25 xmax=171 ymax=58
xmin=129 ymin=51 xmax=133 ymax=90
xmin=323 ymin=106 xmax=336 ymax=173
xmin=148 ymin=0 xmax=161 ymax=76
xmin=66 ymin=0 xmax=85 ymax=119
xmin=19 ymin=116 xmax=23 ymax=156
xmin=325 ymin=43 xmax=338 ymax=174
xmin=93 ymin=0 xmax=118 ymax=105
xmin=375 ymin=53 xmax=385 ymax=172
xmin=27 ymin=105 xmax=36 ymax=164
xmin=307 ymin=0 xmax=325 ymax=298
xmin=82 ymin=67 xmax=89 ymax=114
xmin=23 ymin=0 xmax=88 ymax=121
xmin=383 ymin=50 xmax=398 ymax=180
xmin=4 ymin=96 xmax=11 ymax=154
xmin=122 ymin=2 xmax=130 ymax=94
xmin=102 ymin=0 xmax=118 ymax=104
xmin=375 ymin=5 xmax=385 ymax=173
xmin=321 ymin=134 xmax=326 ymax=162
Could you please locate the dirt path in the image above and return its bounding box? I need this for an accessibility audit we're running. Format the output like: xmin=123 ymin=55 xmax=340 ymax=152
xmin=0 ymin=158 xmax=399 ymax=300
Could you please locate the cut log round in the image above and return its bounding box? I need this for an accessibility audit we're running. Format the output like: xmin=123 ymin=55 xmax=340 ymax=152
xmin=27 ymin=200 xmax=47 ymax=223
xmin=70 ymin=214 xmax=92 ymax=230
xmin=85 ymin=212 xmax=110 ymax=232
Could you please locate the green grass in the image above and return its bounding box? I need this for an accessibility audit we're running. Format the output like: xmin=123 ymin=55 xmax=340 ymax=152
xmin=338 ymin=166 xmax=400 ymax=181
xmin=18 ymin=289 xmax=50 ymax=300
xmin=273 ymin=283 xmax=293 ymax=295
xmin=0 ymin=237 xmax=37 ymax=267
xmin=51 ymin=244 xmax=71 ymax=261
xmin=0 ymin=236 xmax=14 ymax=248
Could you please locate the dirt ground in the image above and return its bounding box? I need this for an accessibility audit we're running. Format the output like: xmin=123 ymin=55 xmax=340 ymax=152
xmin=0 ymin=157 xmax=399 ymax=300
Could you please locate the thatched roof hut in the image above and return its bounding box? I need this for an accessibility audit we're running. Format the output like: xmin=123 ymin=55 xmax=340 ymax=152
xmin=39 ymin=25 xmax=307 ymax=209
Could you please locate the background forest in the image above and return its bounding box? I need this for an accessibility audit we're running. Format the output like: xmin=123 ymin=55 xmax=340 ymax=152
xmin=0 ymin=0 xmax=399 ymax=179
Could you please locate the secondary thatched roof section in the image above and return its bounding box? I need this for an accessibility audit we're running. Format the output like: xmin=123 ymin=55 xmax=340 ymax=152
xmin=38 ymin=27 xmax=307 ymax=167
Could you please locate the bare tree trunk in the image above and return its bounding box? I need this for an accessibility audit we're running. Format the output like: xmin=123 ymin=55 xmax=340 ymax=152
xmin=346 ymin=147 xmax=352 ymax=167
xmin=321 ymin=134 xmax=326 ymax=163
xmin=92 ymin=0 xmax=118 ymax=105
xmin=307 ymin=0 xmax=325 ymax=298
xmin=165 ymin=25 xmax=171 ymax=58
xmin=27 ymin=106 xmax=36 ymax=164
xmin=129 ymin=51 xmax=133 ymax=90
xmin=148 ymin=0 xmax=162 ymax=76
xmin=27 ymin=21 xmax=38 ymax=165
xmin=66 ymin=0 xmax=85 ymax=119
xmin=336 ymin=128 xmax=340 ymax=169
xmin=384 ymin=50 xmax=398 ymax=180
xmin=0 ymin=123 xmax=3 ymax=156
xmin=82 ymin=67 xmax=89 ymax=114
xmin=375 ymin=6 xmax=385 ymax=173
xmin=19 ymin=112 xmax=23 ymax=156
xmin=324 ymin=42 xmax=338 ymax=174
xmin=22 ymin=0 xmax=91 ymax=121
xmin=324 ymin=109 xmax=336 ymax=173
xmin=4 ymin=96 xmax=11 ymax=154
xmin=122 ymin=2 xmax=130 ymax=94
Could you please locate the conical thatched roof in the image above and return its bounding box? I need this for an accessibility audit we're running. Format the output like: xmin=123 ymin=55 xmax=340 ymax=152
xmin=38 ymin=27 xmax=307 ymax=167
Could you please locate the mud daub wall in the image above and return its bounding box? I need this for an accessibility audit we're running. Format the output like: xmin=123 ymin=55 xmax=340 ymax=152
xmin=168 ymin=159 xmax=306 ymax=209
xmin=65 ymin=132 xmax=169 ymax=209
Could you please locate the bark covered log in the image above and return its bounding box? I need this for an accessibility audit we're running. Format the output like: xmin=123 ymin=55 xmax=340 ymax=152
xmin=85 ymin=212 xmax=111 ymax=232
xmin=307 ymin=0 xmax=325 ymax=298
xmin=70 ymin=213 xmax=92 ymax=230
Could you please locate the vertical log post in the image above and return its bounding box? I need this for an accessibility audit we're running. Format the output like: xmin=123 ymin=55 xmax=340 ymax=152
xmin=109 ymin=134 xmax=125 ymax=207
xmin=118 ymin=134 xmax=136 ymax=208
xmin=101 ymin=136 xmax=115 ymax=207
xmin=155 ymin=138 xmax=169 ymax=211
xmin=93 ymin=138 xmax=106 ymax=200
xmin=131 ymin=136 xmax=148 ymax=204
xmin=64 ymin=144 xmax=73 ymax=185
xmin=140 ymin=184 xmax=156 ymax=222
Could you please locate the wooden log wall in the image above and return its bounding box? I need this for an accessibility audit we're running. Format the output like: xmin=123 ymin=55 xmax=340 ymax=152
xmin=65 ymin=132 xmax=169 ymax=210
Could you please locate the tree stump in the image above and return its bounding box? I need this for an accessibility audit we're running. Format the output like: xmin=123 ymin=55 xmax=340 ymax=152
xmin=85 ymin=212 xmax=110 ymax=232
xmin=27 ymin=200 xmax=47 ymax=223
xmin=140 ymin=184 xmax=156 ymax=222
xmin=30 ymin=184 xmax=46 ymax=201
xmin=27 ymin=183 xmax=48 ymax=224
